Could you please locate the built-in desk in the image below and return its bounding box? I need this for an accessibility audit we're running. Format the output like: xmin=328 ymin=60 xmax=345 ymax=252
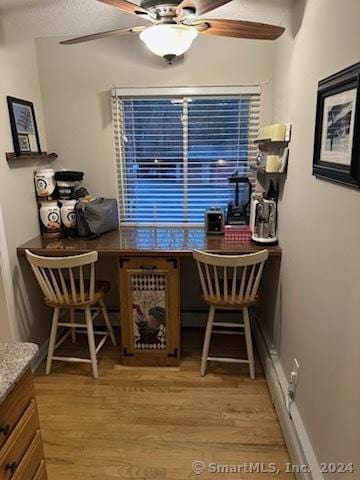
xmin=17 ymin=227 xmax=281 ymax=366
xmin=17 ymin=226 xmax=281 ymax=257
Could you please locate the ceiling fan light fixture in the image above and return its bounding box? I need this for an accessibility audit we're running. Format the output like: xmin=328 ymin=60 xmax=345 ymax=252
xmin=140 ymin=24 xmax=198 ymax=60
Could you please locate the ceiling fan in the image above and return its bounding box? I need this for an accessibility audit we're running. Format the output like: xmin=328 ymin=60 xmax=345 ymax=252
xmin=60 ymin=0 xmax=285 ymax=64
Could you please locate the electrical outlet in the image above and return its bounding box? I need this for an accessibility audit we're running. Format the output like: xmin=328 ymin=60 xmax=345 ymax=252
xmin=288 ymin=358 xmax=300 ymax=403
xmin=292 ymin=358 xmax=300 ymax=385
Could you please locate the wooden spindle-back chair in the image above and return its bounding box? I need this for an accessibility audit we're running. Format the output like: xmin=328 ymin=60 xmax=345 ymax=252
xmin=193 ymin=249 xmax=269 ymax=378
xmin=26 ymin=250 xmax=117 ymax=379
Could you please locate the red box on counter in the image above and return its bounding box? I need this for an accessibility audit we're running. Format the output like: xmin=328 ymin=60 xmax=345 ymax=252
xmin=224 ymin=225 xmax=252 ymax=243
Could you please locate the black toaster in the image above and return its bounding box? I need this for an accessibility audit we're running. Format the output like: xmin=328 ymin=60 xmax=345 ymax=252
xmin=205 ymin=207 xmax=225 ymax=235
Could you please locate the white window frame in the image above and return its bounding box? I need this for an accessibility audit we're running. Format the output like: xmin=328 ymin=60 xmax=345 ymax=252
xmin=112 ymin=85 xmax=261 ymax=98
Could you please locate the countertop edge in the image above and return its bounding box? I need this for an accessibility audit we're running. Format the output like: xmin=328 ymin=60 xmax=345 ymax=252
xmin=0 ymin=342 xmax=39 ymax=403
xmin=16 ymin=229 xmax=282 ymax=258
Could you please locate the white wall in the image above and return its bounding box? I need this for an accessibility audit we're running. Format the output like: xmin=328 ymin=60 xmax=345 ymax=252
xmin=272 ymin=0 xmax=360 ymax=474
xmin=36 ymin=34 xmax=275 ymax=197
xmin=0 ymin=14 xmax=51 ymax=344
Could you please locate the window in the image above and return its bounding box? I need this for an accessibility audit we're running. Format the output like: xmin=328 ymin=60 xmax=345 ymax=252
xmin=113 ymin=87 xmax=260 ymax=225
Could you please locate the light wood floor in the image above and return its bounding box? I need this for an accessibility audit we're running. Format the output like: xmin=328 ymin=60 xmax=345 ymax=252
xmin=34 ymin=328 xmax=294 ymax=480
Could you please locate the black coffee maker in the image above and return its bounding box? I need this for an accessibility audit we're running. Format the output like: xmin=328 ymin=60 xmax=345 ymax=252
xmin=226 ymin=171 xmax=252 ymax=226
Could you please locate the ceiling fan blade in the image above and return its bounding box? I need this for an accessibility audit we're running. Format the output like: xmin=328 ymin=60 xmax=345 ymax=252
xmin=193 ymin=19 xmax=285 ymax=40
xmin=60 ymin=26 xmax=145 ymax=45
xmin=97 ymin=0 xmax=150 ymax=16
xmin=176 ymin=0 xmax=232 ymax=17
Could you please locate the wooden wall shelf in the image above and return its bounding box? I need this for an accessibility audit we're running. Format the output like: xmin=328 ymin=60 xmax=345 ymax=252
xmin=254 ymin=139 xmax=289 ymax=146
xmin=6 ymin=152 xmax=58 ymax=162
xmin=256 ymin=123 xmax=292 ymax=144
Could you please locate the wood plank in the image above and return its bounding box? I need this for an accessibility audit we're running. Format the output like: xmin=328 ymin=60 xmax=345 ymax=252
xmin=33 ymin=330 xmax=294 ymax=480
xmin=6 ymin=152 xmax=57 ymax=162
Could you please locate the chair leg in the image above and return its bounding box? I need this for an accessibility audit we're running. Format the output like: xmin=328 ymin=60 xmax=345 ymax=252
xmin=85 ymin=307 xmax=99 ymax=379
xmin=200 ymin=306 xmax=215 ymax=377
xmin=243 ymin=307 xmax=255 ymax=379
xmin=46 ymin=308 xmax=60 ymax=375
xmin=70 ymin=309 xmax=76 ymax=344
xmin=99 ymin=299 xmax=117 ymax=346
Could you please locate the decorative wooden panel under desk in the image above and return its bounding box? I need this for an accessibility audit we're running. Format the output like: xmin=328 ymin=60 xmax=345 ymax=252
xmin=119 ymin=257 xmax=180 ymax=366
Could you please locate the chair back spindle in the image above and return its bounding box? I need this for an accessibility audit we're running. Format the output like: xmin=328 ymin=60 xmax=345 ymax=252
xmin=26 ymin=250 xmax=99 ymax=306
xmin=193 ymin=250 xmax=269 ymax=306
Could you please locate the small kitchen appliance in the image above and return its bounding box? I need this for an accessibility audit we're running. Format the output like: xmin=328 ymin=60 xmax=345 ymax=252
xmin=226 ymin=172 xmax=252 ymax=226
xmin=55 ymin=170 xmax=84 ymax=200
xmin=250 ymin=193 xmax=278 ymax=244
xmin=205 ymin=207 xmax=225 ymax=235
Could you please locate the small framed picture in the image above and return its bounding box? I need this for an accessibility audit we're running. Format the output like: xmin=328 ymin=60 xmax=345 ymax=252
xmin=18 ymin=134 xmax=31 ymax=153
xmin=7 ymin=97 xmax=41 ymax=156
xmin=313 ymin=62 xmax=360 ymax=188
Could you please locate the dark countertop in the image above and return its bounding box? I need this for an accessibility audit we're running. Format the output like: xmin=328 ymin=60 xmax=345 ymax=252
xmin=0 ymin=342 xmax=38 ymax=403
xmin=17 ymin=227 xmax=282 ymax=257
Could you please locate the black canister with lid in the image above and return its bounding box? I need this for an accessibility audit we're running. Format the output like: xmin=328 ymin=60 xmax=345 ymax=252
xmin=55 ymin=170 xmax=84 ymax=200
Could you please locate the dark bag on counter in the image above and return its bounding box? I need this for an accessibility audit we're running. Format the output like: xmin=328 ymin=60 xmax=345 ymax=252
xmin=76 ymin=198 xmax=119 ymax=239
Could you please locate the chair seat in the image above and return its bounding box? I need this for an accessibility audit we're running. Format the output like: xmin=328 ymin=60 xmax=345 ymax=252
xmin=45 ymin=280 xmax=111 ymax=308
xmin=202 ymin=294 xmax=258 ymax=309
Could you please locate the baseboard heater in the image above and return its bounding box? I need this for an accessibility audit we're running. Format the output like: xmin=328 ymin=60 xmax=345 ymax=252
xmin=253 ymin=319 xmax=323 ymax=480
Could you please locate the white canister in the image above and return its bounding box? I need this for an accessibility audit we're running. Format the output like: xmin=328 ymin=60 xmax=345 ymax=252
xmin=60 ymin=200 xmax=77 ymax=237
xmin=39 ymin=201 xmax=61 ymax=238
xmin=35 ymin=169 xmax=56 ymax=198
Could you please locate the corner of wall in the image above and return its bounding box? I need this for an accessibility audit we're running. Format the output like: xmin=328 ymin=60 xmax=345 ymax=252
xmin=0 ymin=15 xmax=53 ymax=345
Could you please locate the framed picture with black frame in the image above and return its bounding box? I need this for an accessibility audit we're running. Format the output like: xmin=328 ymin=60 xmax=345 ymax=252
xmin=313 ymin=62 xmax=360 ymax=188
xmin=7 ymin=96 xmax=42 ymax=156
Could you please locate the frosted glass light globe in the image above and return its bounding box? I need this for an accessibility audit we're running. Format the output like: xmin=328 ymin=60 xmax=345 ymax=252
xmin=140 ymin=24 xmax=198 ymax=58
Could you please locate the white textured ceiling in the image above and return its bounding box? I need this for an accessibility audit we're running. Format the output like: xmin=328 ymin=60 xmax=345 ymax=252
xmin=0 ymin=0 xmax=294 ymax=38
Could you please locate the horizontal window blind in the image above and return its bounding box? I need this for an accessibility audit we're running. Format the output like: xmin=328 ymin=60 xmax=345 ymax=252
xmin=113 ymin=89 xmax=260 ymax=225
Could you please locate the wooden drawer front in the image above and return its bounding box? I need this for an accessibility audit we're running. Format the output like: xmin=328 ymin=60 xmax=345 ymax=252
xmin=12 ymin=432 xmax=44 ymax=480
xmin=0 ymin=401 xmax=38 ymax=480
xmin=0 ymin=371 xmax=34 ymax=449
xmin=32 ymin=461 xmax=47 ymax=480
